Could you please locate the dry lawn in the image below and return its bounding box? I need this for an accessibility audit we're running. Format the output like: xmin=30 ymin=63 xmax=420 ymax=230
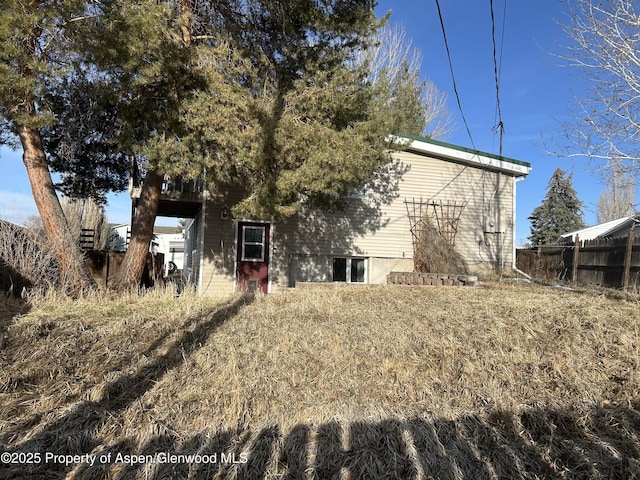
xmin=0 ymin=283 xmax=639 ymax=479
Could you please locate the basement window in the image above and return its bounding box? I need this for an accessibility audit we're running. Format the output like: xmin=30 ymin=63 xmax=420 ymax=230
xmin=332 ymin=257 xmax=366 ymax=283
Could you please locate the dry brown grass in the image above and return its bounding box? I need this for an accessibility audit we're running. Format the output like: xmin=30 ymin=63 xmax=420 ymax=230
xmin=1 ymin=283 xmax=639 ymax=479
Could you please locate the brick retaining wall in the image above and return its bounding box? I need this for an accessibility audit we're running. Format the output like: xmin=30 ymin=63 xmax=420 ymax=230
xmin=386 ymin=272 xmax=478 ymax=287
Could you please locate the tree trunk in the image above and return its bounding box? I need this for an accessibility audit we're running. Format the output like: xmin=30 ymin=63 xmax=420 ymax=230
xmin=17 ymin=125 xmax=96 ymax=294
xmin=111 ymin=169 xmax=164 ymax=290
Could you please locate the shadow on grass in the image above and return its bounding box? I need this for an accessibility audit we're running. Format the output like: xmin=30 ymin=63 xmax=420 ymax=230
xmin=3 ymin=401 xmax=639 ymax=479
xmin=110 ymin=403 xmax=640 ymax=480
xmin=0 ymin=294 xmax=253 ymax=480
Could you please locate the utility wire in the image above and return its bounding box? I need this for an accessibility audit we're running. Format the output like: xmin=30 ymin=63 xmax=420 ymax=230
xmin=434 ymin=0 xmax=475 ymax=149
xmin=498 ymin=0 xmax=506 ymax=83
xmin=490 ymin=0 xmax=506 ymax=156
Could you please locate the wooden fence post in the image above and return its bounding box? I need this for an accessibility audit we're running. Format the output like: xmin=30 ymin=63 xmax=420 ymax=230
xmin=572 ymin=234 xmax=580 ymax=284
xmin=622 ymin=229 xmax=634 ymax=290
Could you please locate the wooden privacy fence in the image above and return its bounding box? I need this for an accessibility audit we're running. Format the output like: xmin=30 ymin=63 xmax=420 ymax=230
xmin=516 ymin=231 xmax=640 ymax=290
xmin=85 ymin=251 xmax=164 ymax=289
xmin=1 ymin=251 xmax=164 ymax=295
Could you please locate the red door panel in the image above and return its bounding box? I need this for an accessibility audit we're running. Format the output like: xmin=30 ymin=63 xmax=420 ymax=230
xmin=236 ymin=222 xmax=270 ymax=293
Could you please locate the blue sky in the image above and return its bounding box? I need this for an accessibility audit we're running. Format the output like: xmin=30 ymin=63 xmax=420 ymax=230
xmin=376 ymin=0 xmax=611 ymax=244
xmin=0 ymin=1 xmax=616 ymax=244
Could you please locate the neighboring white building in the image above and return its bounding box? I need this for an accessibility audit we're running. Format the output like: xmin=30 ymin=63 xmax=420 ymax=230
xmin=108 ymin=224 xmax=185 ymax=274
xmin=151 ymin=226 xmax=185 ymax=273
xmin=108 ymin=224 xmax=130 ymax=252
xmin=560 ymin=213 xmax=640 ymax=244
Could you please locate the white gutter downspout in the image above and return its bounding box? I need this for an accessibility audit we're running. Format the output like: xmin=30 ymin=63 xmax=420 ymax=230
xmin=197 ymin=172 xmax=207 ymax=294
xmin=513 ymin=175 xmax=531 ymax=278
xmin=197 ymin=199 xmax=206 ymax=293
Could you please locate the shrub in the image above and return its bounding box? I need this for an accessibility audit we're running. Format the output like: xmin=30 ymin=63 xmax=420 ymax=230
xmin=0 ymin=220 xmax=60 ymax=294
xmin=413 ymin=215 xmax=469 ymax=274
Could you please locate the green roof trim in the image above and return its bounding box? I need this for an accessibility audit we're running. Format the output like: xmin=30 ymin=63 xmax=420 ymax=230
xmin=401 ymin=133 xmax=532 ymax=169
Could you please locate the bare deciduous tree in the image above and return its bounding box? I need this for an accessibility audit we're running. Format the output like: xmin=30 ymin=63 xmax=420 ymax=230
xmin=557 ymin=0 xmax=640 ymax=166
xmin=359 ymin=22 xmax=423 ymax=84
xmin=355 ymin=22 xmax=455 ymax=139
xmin=23 ymin=196 xmax=112 ymax=251
xmin=83 ymin=199 xmax=111 ymax=251
xmin=60 ymin=197 xmax=111 ymax=251
xmin=597 ymin=158 xmax=636 ymax=222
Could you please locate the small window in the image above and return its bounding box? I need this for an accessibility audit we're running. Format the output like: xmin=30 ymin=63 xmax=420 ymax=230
xmin=332 ymin=258 xmax=347 ymax=282
xmin=351 ymin=258 xmax=365 ymax=282
xmin=332 ymin=257 xmax=366 ymax=283
xmin=242 ymin=226 xmax=265 ymax=261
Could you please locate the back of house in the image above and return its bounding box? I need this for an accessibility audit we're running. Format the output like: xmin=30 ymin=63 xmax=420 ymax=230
xmin=192 ymin=135 xmax=531 ymax=296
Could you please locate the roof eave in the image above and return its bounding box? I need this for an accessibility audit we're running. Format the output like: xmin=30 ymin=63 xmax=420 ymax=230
xmin=390 ymin=135 xmax=532 ymax=177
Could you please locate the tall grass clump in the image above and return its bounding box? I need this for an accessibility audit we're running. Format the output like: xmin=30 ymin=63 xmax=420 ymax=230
xmin=24 ymin=283 xmax=216 ymax=321
xmin=0 ymin=220 xmax=60 ymax=294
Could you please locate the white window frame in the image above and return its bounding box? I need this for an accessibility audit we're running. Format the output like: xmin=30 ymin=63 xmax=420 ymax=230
xmin=332 ymin=257 xmax=367 ymax=283
xmin=241 ymin=225 xmax=266 ymax=262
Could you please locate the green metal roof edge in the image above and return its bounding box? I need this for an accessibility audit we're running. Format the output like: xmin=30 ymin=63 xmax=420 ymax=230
xmin=400 ymin=133 xmax=532 ymax=169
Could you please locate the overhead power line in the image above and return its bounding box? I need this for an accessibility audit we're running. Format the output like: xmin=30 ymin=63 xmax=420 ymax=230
xmin=434 ymin=0 xmax=475 ymax=149
xmin=490 ymin=0 xmax=506 ymax=156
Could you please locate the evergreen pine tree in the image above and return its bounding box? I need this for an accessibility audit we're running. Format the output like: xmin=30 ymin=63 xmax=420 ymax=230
xmin=528 ymin=168 xmax=586 ymax=245
xmin=3 ymin=0 xmax=451 ymax=289
xmin=0 ymin=0 xmax=96 ymax=292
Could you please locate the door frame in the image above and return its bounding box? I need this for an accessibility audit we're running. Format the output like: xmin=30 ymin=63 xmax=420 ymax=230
xmin=234 ymin=219 xmax=273 ymax=293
